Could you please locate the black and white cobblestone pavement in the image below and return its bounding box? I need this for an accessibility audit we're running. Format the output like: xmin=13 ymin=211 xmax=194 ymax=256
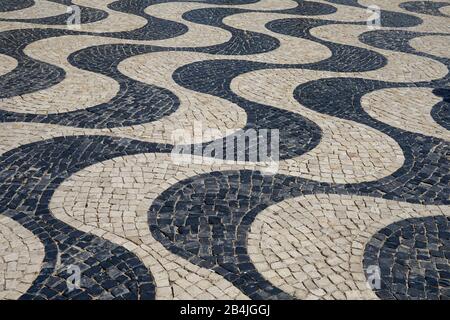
xmin=0 ymin=0 xmax=448 ymax=300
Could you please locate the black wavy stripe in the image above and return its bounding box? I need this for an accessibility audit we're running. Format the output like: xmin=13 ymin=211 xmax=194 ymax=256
xmin=105 ymin=0 xmax=188 ymax=40
xmin=266 ymin=18 xmax=387 ymax=72
xmin=431 ymin=100 xmax=450 ymax=131
xmin=0 ymin=6 xmax=285 ymax=126
xmin=178 ymin=1 xmax=335 ymax=54
xmin=0 ymin=15 xmax=279 ymax=128
xmin=0 ymin=29 xmax=67 ymax=99
xmin=171 ymin=11 xmax=432 ymax=162
xmin=0 ymin=136 xmax=172 ymax=299
xmin=358 ymin=30 xmax=450 ymax=129
xmin=0 ymin=0 xmax=35 ymax=12
xmin=378 ymin=9 xmax=424 ymax=27
xmin=152 ymin=10 xmax=449 ymax=299
xmin=326 ymin=0 xmax=359 ymax=6
xmin=0 ymin=0 xmax=188 ymax=39
xmin=293 ymin=77 xmax=450 ymax=204
xmin=400 ymin=1 xmax=450 ymax=17
xmin=10 ymin=209 xmax=155 ymax=300
xmin=0 ymin=7 xmax=323 ymax=128
xmin=0 ymin=44 xmax=180 ymax=128
xmin=325 ymin=0 xmax=423 ymax=27
xmin=173 ymin=58 xmax=323 ymax=160
xmin=147 ymin=155 xmax=448 ymax=299
xmin=363 ymin=216 xmax=450 ymax=300
xmin=169 ymin=15 xmax=408 ymax=161
xmin=0 ymin=2 xmax=336 ymax=106
xmin=148 ymin=144 xmax=449 ymax=300
xmin=148 ymin=170 xmax=321 ymax=299
xmin=278 ymin=0 xmax=337 ymax=15
xmin=182 ymin=7 xmax=281 ymax=55
xmin=0 ymin=0 xmax=108 ymax=25
xmin=187 ymin=0 xmax=260 ymax=4
xmin=358 ymin=29 xmax=450 ymax=65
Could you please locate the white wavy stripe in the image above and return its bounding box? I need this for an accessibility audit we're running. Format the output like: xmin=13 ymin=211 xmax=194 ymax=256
xmin=247 ymin=194 xmax=449 ymax=299
xmin=0 ymin=53 xmax=17 ymax=76
xmin=0 ymin=215 xmax=45 ymax=300
xmin=361 ymin=87 xmax=450 ymax=141
xmin=409 ymin=35 xmax=450 ymax=59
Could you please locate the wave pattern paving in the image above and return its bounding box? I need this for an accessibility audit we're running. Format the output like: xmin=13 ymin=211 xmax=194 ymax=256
xmin=0 ymin=0 xmax=448 ymax=300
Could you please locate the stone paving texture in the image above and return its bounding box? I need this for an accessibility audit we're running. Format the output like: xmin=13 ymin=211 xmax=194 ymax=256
xmin=0 ymin=0 xmax=449 ymax=300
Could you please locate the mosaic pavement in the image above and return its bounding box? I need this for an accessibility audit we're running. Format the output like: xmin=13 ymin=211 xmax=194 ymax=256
xmin=0 ymin=0 xmax=449 ymax=300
